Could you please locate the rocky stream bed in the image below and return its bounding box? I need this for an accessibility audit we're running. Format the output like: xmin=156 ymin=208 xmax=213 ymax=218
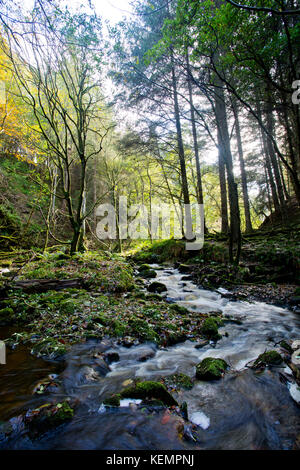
xmin=0 ymin=265 xmax=300 ymax=450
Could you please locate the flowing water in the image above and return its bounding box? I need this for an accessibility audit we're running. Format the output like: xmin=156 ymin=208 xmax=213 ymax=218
xmin=0 ymin=266 xmax=300 ymax=450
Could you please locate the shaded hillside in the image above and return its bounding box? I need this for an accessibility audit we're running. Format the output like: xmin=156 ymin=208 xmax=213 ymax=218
xmin=0 ymin=158 xmax=48 ymax=250
xmin=260 ymin=197 xmax=300 ymax=230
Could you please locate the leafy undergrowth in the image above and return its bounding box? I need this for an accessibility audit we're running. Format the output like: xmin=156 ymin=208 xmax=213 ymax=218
xmin=129 ymin=239 xmax=189 ymax=264
xmin=129 ymin=238 xmax=230 ymax=265
xmin=0 ymin=250 xmax=226 ymax=359
xmin=2 ymin=286 xmax=214 ymax=359
xmin=16 ymin=251 xmax=134 ymax=293
xmin=129 ymin=230 xmax=300 ymax=288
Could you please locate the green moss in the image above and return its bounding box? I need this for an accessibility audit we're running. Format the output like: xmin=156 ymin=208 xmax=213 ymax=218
xmin=26 ymin=401 xmax=74 ymax=436
xmin=50 ymin=402 xmax=74 ymax=424
xmin=166 ymin=331 xmax=187 ymax=346
xmin=200 ymin=317 xmax=222 ymax=340
xmin=128 ymin=317 xmax=159 ymax=342
xmin=121 ymin=381 xmax=178 ymax=406
xmin=142 ymin=399 xmax=165 ymax=407
xmin=279 ymin=340 xmax=293 ymax=354
xmin=111 ymin=319 xmax=127 ymax=337
xmin=0 ymin=307 xmax=14 ymax=318
xmin=146 ymin=294 xmax=162 ymax=301
xmin=138 ymin=264 xmax=151 ymax=272
xmin=163 ymin=373 xmax=193 ymax=390
xmin=20 ymin=254 xmax=134 ymax=293
xmin=147 ymin=281 xmax=167 ymax=293
xmin=253 ymin=350 xmax=283 ymax=368
xmin=169 ymin=304 xmax=189 ymax=315
xmin=59 ymin=299 xmax=77 ymax=314
xmin=0 ymin=307 xmax=14 ymax=325
xmin=139 ymin=269 xmax=157 ymax=279
xmin=196 ymin=357 xmax=228 ymax=380
xmin=142 ymin=306 xmax=163 ymax=321
xmin=132 ymin=291 xmax=147 ymax=300
xmin=133 ymin=239 xmax=187 ymax=263
xmin=103 ymin=394 xmax=121 ymax=407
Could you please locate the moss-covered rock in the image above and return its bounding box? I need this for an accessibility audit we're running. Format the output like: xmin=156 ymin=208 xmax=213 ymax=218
xmin=147 ymin=282 xmax=167 ymax=293
xmin=163 ymin=373 xmax=193 ymax=390
xmin=120 ymin=381 xmax=178 ymax=406
xmin=103 ymin=394 xmax=121 ymax=407
xmin=103 ymin=352 xmax=120 ymax=364
xmin=200 ymin=317 xmax=223 ymax=340
xmin=196 ymin=357 xmax=228 ymax=380
xmin=25 ymin=401 xmax=74 ymax=436
xmin=166 ymin=331 xmax=187 ymax=346
xmin=252 ymin=350 xmax=283 ymax=368
xmin=279 ymin=340 xmax=293 ymax=354
xmin=139 ymin=269 xmax=157 ymax=279
xmin=128 ymin=317 xmax=159 ymax=342
xmin=138 ymin=264 xmax=151 ymax=272
xmin=0 ymin=307 xmax=14 ymax=325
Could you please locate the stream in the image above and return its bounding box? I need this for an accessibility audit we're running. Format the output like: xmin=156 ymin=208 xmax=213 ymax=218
xmin=0 ymin=266 xmax=300 ymax=450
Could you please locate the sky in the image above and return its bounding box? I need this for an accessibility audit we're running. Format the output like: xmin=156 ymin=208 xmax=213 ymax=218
xmin=93 ymin=0 xmax=133 ymax=23
xmin=22 ymin=0 xmax=133 ymax=24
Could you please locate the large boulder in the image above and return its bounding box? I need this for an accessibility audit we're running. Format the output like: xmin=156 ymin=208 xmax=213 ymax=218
xmin=147 ymin=281 xmax=167 ymax=293
xmin=139 ymin=269 xmax=157 ymax=279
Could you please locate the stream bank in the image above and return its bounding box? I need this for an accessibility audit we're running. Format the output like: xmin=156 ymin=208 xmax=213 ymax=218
xmin=0 ymin=264 xmax=300 ymax=450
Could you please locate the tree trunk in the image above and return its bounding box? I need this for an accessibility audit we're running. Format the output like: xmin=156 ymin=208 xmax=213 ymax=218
xmin=265 ymin=95 xmax=286 ymax=220
xmin=218 ymin=148 xmax=229 ymax=233
xmin=232 ymin=99 xmax=252 ymax=232
xmin=170 ymin=49 xmax=193 ymax=240
xmin=186 ymin=52 xmax=207 ymax=234
xmin=214 ymin=77 xmax=241 ymax=264
xmin=256 ymin=99 xmax=281 ymax=213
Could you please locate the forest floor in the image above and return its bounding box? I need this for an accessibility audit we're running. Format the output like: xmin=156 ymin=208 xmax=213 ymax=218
xmin=0 ymin=234 xmax=299 ymax=449
xmin=0 ymin=251 xmax=213 ymax=359
xmin=0 ymin=226 xmax=299 ymax=361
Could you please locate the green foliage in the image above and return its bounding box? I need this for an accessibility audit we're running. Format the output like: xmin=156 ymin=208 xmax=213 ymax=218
xmin=0 ymin=159 xmax=49 ymax=249
xmin=132 ymin=239 xmax=187 ymax=263
xmin=128 ymin=317 xmax=159 ymax=342
xmin=19 ymin=253 xmax=134 ymax=292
